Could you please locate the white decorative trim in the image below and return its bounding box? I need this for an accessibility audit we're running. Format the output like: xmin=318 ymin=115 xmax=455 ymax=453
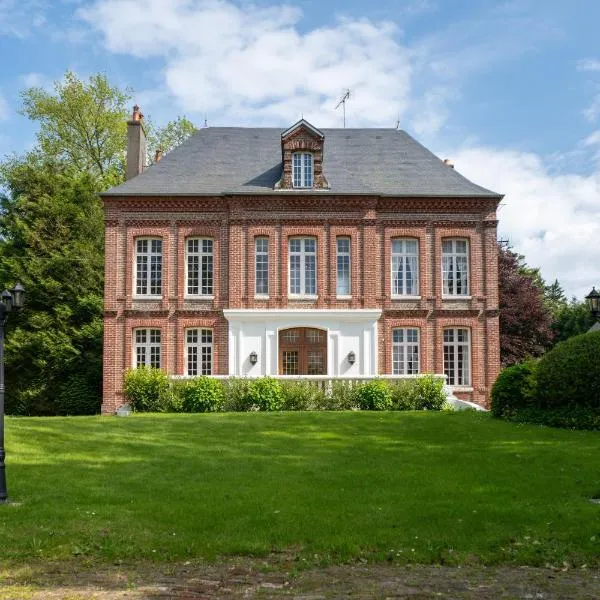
xmin=223 ymin=309 xmax=382 ymax=321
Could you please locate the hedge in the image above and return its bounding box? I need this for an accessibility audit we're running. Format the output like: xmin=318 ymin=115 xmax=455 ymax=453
xmin=122 ymin=371 xmax=448 ymax=413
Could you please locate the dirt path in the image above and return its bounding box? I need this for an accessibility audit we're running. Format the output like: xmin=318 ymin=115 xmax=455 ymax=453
xmin=1 ymin=560 xmax=599 ymax=599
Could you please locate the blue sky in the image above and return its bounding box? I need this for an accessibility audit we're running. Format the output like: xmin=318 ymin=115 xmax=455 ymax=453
xmin=1 ymin=0 xmax=599 ymax=298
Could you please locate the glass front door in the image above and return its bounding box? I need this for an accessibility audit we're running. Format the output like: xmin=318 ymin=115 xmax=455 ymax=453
xmin=278 ymin=327 xmax=327 ymax=375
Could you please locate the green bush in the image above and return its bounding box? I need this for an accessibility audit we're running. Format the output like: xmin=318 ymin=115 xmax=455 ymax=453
xmin=180 ymin=376 xmax=225 ymax=413
xmin=410 ymin=375 xmax=447 ymax=410
xmin=389 ymin=379 xmax=416 ymax=410
xmin=247 ymin=377 xmax=284 ymax=411
xmin=55 ymin=373 xmax=101 ymax=415
xmin=536 ymin=331 xmax=600 ymax=411
xmin=123 ymin=367 xmax=171 ymax=413
xmin=221 ymin=378 xmax=253 ymax=412
xmin=491 ymin=360 xmax=538 ymax=418
xmin=507 ymin=407 xmax=600 ymax=430
xmin=280 ymin=381 xmax=326 ymax=410
xmin=353 ymin=379 xmax=392 ymax=411
xmin=322 ymin=380 xmax=357 ymax=410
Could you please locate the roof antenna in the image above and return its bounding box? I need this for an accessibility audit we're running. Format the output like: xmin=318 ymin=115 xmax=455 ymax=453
xmin=204 ymin=115 xmax=208 ymax=128
xmin=395 ymin=114 xmax=400 ymax=129
xmin=335 ymin=89 xmax=351 ymax=128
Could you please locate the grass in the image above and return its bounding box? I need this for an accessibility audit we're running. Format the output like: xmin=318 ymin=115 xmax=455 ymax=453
xmin=1 ymin=411 xmax=600 ymax=567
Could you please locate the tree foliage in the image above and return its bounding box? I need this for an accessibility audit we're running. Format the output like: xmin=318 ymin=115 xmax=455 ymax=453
xmin=0 ymin=71 xmax=196 ymax=414
xmin=498 ymin=243 xmax=553 ymax=366
xmin=19 ymin=72 xmax=130 ymax=187
xmin=145 ymin=116 xmax=196 ymax=164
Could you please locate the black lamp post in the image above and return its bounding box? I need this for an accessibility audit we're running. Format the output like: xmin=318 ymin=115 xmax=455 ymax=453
xmin=0 ymin=283 xmax=25 ymax=504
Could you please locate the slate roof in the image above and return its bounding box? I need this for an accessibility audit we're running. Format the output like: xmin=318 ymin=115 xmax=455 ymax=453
xmin=102 ymin=127 xmax=501 ymax=198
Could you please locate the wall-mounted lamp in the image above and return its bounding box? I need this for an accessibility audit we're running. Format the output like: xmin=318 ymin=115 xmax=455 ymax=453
xmin=347 ymin=351 xmax=356 ymax=365
xmin=249 ymin=351 xmax=258 ymax=365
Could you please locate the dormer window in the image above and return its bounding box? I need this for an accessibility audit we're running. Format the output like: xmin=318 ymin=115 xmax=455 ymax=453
xmin=293 ymin=152 xmax=313 ymax=188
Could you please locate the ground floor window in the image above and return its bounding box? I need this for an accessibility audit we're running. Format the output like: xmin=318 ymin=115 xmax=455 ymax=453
xmin=443 ymin=328 xmax=470 ymax=385
xmin=392 ymin=328 xmax=419 ymax=375
xmin=279 ymin=327 xmax=327 ymax=375
xmin=134 ymin=328 xmax=161 ymax=368
xmin=186 ymin=328 xmax=213 ymax=376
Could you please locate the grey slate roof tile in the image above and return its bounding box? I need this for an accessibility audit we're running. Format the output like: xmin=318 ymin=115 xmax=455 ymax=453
xmin=102 ymin=127 xmax=501 ymax=198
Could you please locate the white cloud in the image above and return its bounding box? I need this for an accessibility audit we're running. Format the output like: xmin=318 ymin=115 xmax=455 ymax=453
xmin=0 ymin=93 xmax=8 ymax=121
xmin=450 ymin=146 xmax=600 ymax=298
xmin=79 ymin=0 xmax=412 ymax=127
xmin=577 ymin=58 xmax=600 ymax=72
xmin=19 ymin=72 xmax=53 ymax=89
xmin=0 ymin=0 xmax=47 ymax=37
xmin=583 ymin=93 xmax=600 ymax=123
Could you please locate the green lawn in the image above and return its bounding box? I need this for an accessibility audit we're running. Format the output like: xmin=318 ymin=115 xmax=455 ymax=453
xmin=1 ymin=411 xmax=600 ymax=567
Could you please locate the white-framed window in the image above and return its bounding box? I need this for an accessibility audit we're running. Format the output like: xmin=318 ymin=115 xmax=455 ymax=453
xmin=135 ymin=238 xmax=162 ymax=296
xmin=443 ymin=328 xmax=471 ymax=386
xmin=442 ymin=239 xmax=469 ymax=296
xmin=185 ymin=328 xmax=213 ymax=376
xmin=255 ymin=237 xmax=269 ymax=296
xmin=186 ymin=238 xmax=213 ymax=296
xmin=336 ymin=237 xmax=351 ymax=296
xmin=292 ymin=152 xmax=313 ymax=188
xmin=391 ymin=239 xmax=418 ymax=296
xmin=289 ymin=237 xmax=317 ymax=296
xmin=134 ymin=328 xmax=161 ymax=368
xmin=392 ymin=328 xmax=420 ymax=375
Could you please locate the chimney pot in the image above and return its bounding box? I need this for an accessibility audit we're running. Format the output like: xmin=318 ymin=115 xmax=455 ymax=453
xmin=443 ymin=158 xmax=454 ymax=168
xmin=132 ymin=104 xmax=143 ymax=122
xmin=155 ymin=149 xmax=163 ymax=163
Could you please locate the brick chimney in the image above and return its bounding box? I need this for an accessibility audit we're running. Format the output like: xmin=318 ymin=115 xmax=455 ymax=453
xmin=126 ymin=105 xmax=147 ymax=180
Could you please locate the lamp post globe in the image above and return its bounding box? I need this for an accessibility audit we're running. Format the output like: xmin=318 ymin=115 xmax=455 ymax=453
xmin=585 ymin=287 xmax=600 ymax=321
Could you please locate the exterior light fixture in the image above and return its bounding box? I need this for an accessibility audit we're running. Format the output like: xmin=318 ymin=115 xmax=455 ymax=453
xmin=249 ymin=351 xmax=258 ymax=365
xmin=586 ymin=287 xmax=600 ymax=320
xmin=0 ymin=283 xmax=25 ymax=503
xmin=347 ymin=351 xmax=356 ymax=365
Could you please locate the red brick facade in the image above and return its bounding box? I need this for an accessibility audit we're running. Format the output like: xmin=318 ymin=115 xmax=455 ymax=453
xmin=102 ymin=193 xmax=500 ymax=413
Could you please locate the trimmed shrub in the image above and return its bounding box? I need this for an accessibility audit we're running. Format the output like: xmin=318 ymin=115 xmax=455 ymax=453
xmin=536 ymin=331 xmax=600 ymax=411
xmin=56 ymin=373 xmax=101 ymax=415
xmin=222 ymin=378 xmax=253 ymax=412
xmin=491 ymin=360 xmax=538 ymax=418
xmin=353 ymin=379 xmax=392 ymax=411
xmin=123 ymin=367 xmax=171 ymax=413
xmin=280 ymin=381 xmax=326 ymax=411
xmin=323 ymin=380 xmax=358 ymax=410
xmin=180 ymin=376 xmax=225 ymax=413
xmin=389 ymin=379 xmax=417 ymax=410
xmin=247 ymin=377 xmax=284 ymax=411
xmin=410 ymin=375 xmax=447 ymax=410
xmin=508 ymin=407 xmax=600 ymax=430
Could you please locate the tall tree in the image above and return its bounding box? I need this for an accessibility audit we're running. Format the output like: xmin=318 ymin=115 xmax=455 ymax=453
xmin=551 ymin=297 xmax=594 ymax=344
xmin=0 ymin=154 xmax=104 ymax=414
xmin=498 ymin=243 xmax=553 ymax=366
xmin=145 ymin=116 xmax=196 ymax=163
xmin=20 ymin=72 xmax=130 ymax=187
xmin=1 ymin=71 xmax=197 ymax=414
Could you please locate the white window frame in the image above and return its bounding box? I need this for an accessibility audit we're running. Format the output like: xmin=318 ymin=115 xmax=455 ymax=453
xmin=392 ymin=328 xmax=420 ymax=375
xmin=185 ymin=237 xmax=214 ymax=298
xmin=288 ymin=237 xmax=317 ymax=297
xmin=134 ymin=237 xmax=162 ymax=298
xmin=133 ymin=328 xmax=161 ymax=368
xmin=292 ymin=152 xmax=313 ymax=188
xmin=185 ymin=328 xmax=213 ymax=376
xmin=443 ymin=328 xmax=471 ymax=386
xmin=255 ymin=237 xmax=269 ymax=297
xmin=391 ymin=238 xmax=419 ymax=297
xmin=336 ymin=237 xmax=351 ymax=297
xmin=442 ymin=238 xmax=470 ymax=297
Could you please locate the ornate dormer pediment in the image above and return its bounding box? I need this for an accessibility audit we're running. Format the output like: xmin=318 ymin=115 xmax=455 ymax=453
xmin=277 ymin=119 xmax=329 ymax=190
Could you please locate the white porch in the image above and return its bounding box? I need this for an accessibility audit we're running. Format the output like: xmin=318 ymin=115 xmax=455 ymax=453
xmin=222 ymin=309 xmax=382 ymax=377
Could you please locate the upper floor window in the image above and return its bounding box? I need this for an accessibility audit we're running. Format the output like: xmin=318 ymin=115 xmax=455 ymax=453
xmin=392 ymin=328 xmax=420 ymax=375
xmin=293 ymin=152 xmax=313 ymax=188
xmin=336 ymin=237 xmax=351 ymax=296
xmin=443 ymin=328 xmax=470 ymax=386
xmin=187 ymin=238 xmax=213 ymax=296
xmin=442 ymin=239 xmax=469 ymax=296
xmin=135 ymin=238 xmax=162 ymax=296
xmin=134 ymin=328 xmax=161 ymax=368
xmin=391 ymin=239 xmax=418 ymax=296
xmin=186 ymin=328 xmax=213 ymax=376
xmin=289 ymin=237 xmax=316 ymax=296
xmin=255 ymin=237 xmax=269 ymax=296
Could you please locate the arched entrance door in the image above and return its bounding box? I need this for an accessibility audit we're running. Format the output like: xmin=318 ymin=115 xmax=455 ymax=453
xmin=278 ymin=327 xmax=327 ymax=375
